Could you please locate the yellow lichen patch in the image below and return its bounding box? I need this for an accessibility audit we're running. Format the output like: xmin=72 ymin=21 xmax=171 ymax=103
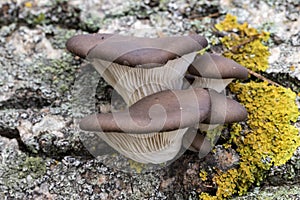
xmin=231 ymin=81 xmax=300 ymax=167
xmin=199 ymin=192 xmax=218 ymax=200
xmin=201 ymin=82 xmax=300 ymax=199
xmin=24 ymin=1 xmax=33 ymax=8
xmin=289 ymin=65 xmax=295 ymax=72
xmin=128 ymin=159 xmax=145 ymax=173
xmin=215 ymin=14 xmax=270 ymax=72
xmin=199 ymin=14 xmax=300 ymax=200
xmin=199 ymin=170 xmax=208 ymax=181
xmin=213 ymin=168 xmax=239 ymax=198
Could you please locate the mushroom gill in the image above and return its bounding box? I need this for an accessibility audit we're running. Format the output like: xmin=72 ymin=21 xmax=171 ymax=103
xmin=66 ymin=33 xmax=248 ymax=164
xmin=67 ymin=34 xmax=207 ymax=164
xmin=80 ymin=88 xmax=211 ymax=164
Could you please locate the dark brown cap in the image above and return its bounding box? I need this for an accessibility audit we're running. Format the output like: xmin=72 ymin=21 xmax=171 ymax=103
xmin=66 ymin=33 xmax=114 ymax=59
xmin=203 ymin=89 xmax=248 ymax=124
xmin=188 ymin=53 xmax=248 ymax=79
xmin=79 ymin=88 xmax=211 ymax=133
xmin=66 ymin=34 xmax=208 ymax=67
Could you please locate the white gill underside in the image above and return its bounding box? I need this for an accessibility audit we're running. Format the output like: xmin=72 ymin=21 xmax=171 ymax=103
xmin=89 ymin=52 xmax=197 ymax=164
xmin=190 ymin=77 xmax=234 ymax=93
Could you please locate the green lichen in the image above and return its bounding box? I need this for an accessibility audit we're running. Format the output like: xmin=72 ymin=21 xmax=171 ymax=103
xmin=215 ymin=14 xmax=270 ymax=72
xmin=128 ymin=159 xmax=145 ymax=173
xmin=49 ymin=28 xmax=77 ymax=49
xmin=33 ymin=13 xmax=47 ymax=25
xmin=18 ymin=156 xmax=47 ymax=179
xmin=3 ymin=156 xmax=46 ymax=184
xmin=199 ymin=14 xmax=300 ymax=200
xmin=233 ymin=184 xmax=300 ymax=200
xmin=79 ymin=12 xmax=102 ymax=33
xmin=204 ymin=125 xmax=224 ymax=147
xmin=30 ymin=53 xmax=79 ymax=95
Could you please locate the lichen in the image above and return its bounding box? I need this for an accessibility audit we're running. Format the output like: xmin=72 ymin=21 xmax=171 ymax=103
xmin=230 ymin=82 xmax=299 ymax=165
xmin=128 ymin=159 xmax=145 ymax=173
xmin=204 ymin=125 xmax=224 ymax=147
xmin=2 ymin=155 xmax=46 ymax=188
xmin=200 ymin=81 xmax=300 ymax=199
xmin=199 ymin=14 xmax=300 ymax=200
xmin=30 ymin=53 xmax=79 ymax=95
xmin=215 ymin=14 xmax=270 ymax=72
xmin=18 ymin=156 xmax=47 ymax=178
xmin=199 ymin=170 xmax=208 ymax=181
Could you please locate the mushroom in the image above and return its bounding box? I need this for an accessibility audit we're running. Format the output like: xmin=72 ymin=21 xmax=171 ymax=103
xmin=79 ymin=88 xmax=211 ymax=133
xmin=67 ymin=33 xmax=208 ymax=105
xmin=79 ymin=88 xmax=247 ymax=133
xmin=186 ymin=53 xmax=248 ymax=92
xmin=66 ymin=33 xmax=248 ymax=164
xmin=203 ymin=89 xmax=247 ymax=124
xmin=66 ymin=33 xmax=208 ymax=67
xmin=79 ymin=88 xmax=211 ymax=163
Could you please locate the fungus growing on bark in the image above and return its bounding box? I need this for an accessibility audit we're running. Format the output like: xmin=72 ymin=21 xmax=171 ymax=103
xmin=188 ymin=53 xmax=248 ymax=92
xmin=79 ymin=88 xmax=211 ymax=133
xmin=79 ymin=88 xmax=247 ymax=133
xmin=67 ymin=33 xmax=208 ymax=105
xmin=66 ymin=33 xmax=208 ymax=67
xmin=66 ymin=33 xmax=248 ymax=164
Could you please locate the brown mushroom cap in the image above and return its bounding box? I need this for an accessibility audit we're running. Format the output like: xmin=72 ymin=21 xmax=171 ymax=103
xmin=66 ymin=33 xmax=208 ymax=67
xmin=66 ymin=34 xmax=114 ymax=59
xmin=79 ymin=88 xmax=210 ymax=133
xmin=188 ymin=53 xmax=249 ymax=80
xmin=203 ymin=89 xmax=248 ymax=124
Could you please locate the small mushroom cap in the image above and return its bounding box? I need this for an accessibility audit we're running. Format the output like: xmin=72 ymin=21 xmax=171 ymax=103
xmin=66 ymin=33 xmax=208 ymax=67
xmin=203 ymin=89 xmax=248 ymax=124
xmin=188 ymin=53 xmax=248 ymax=79
xmin=79 ymin=88 xmax=210 ymax=133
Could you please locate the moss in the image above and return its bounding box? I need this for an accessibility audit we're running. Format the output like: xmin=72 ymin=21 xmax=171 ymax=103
xmin=215 ymin=14 xmax=270 ymax=72
xmin=199 ymin=14 xmax=300 ymax=200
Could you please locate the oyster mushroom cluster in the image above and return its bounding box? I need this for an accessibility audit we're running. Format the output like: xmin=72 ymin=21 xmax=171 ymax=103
xmin=66 ymin=33 xmax=248 ymax=164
